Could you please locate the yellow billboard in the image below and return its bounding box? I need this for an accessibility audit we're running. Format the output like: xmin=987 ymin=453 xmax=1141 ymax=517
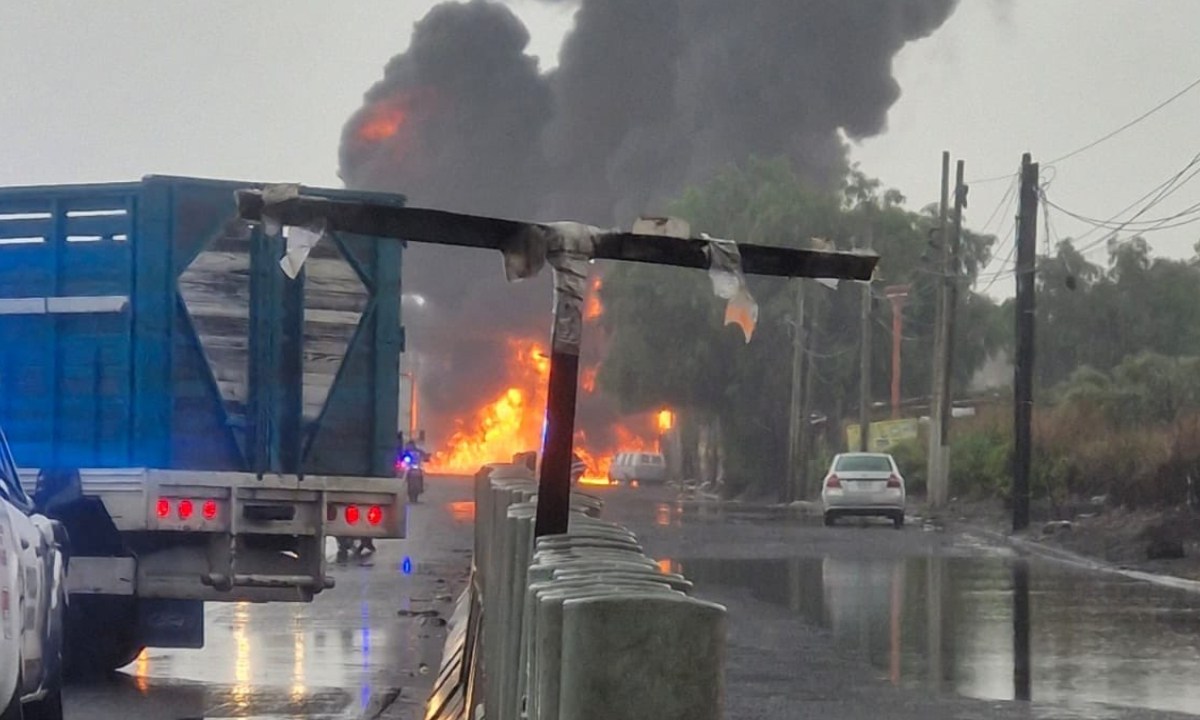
xmin=845 ymin=418 xmax=919 ymax=453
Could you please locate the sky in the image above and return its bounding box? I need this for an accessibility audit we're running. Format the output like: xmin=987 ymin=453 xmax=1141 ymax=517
xmin=3 ymin=1 xmax=1200 ymax=299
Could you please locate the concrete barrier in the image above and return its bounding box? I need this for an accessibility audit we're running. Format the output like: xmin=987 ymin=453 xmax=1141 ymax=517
xmin=427 ymin=462 xmax=726 ymax=720
xmin=558 ymin=594 xmax=727 ymax=720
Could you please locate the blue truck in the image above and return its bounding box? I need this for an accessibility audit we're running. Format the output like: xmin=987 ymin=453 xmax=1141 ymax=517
xmin=0 ymin=175 xmax=407 ymax=674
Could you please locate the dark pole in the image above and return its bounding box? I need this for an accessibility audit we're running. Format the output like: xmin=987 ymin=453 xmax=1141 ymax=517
xmin=1013 ymin=153 xmax=1039 ymax=533
xmin=940 ymin=160 xmax=966 ymax=444
xmin=535 ymin=348 xmax=580 ymax=537
xmin=858 ymin=224 xmax=874 ymax=452
xmin=1012 ymin=560 xmax=1032 ymax=701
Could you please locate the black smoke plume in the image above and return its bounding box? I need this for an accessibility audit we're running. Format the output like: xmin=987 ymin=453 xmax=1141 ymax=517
xmin=338 ymin=0 xmax=959 ymax=444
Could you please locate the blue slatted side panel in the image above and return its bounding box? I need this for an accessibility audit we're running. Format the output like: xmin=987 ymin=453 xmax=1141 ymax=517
xmin=0 ymin=185 xmax=137 ymax=467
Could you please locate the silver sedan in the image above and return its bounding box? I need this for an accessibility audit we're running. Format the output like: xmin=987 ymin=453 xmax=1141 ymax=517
xmin=820 ymin=452 xmax=906 ymax=529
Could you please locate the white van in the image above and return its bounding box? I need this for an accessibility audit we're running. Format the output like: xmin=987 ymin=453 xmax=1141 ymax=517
xmin=608 ymin=452 xmax=667 ymax=485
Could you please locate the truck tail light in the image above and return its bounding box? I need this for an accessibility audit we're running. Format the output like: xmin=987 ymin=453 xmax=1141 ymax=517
xmin=345 ymin=504 xmax=361 ymax=525
xmin=157 ymin=498 xmax=171 ymax=519
xmin=178 ymin=499 xmax=194 ymax=520
xmin=825 ymin=475 xmax=841 ymax=489
xmin=887 ymin=475 xmax=902 ymax=489
xmin=202 ymin=500 xmax=218 ymax=520
xmin=367 ymin=505 xmax=383 ymax=526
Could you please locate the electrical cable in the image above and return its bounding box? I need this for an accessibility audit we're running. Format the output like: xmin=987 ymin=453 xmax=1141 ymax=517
xmin=969 ymin=71 xmax=1200 ymax=184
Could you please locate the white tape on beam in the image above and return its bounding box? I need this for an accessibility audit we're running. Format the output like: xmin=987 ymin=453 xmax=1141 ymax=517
xmin=0 ymin=295 xmax=130 ymax=316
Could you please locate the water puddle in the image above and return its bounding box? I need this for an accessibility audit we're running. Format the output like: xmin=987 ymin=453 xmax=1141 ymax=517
xmin=675 ymin=555 xmax=1200 ymax=716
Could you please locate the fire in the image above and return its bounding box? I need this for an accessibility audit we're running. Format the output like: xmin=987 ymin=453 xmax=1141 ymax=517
xmin=584 ymin=276 xmax=603 ymax=321
xmin=580 ymin=366 xmax=598 ymax=393
xmin=358 ymin=103 xmax=408 ymax=142
xmin=428 ymin=339 xmax=550 ymax=474
xmin=425 ymin=284 xmax=669 ymax=485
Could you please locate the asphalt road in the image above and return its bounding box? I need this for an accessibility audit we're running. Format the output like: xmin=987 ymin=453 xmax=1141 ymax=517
xmin=602 ymin=486 xmax=1200 ymax=720
xmin=62 ymin=477 xmax=1200 ymax=720
xmin=62 ymin=477 xmax=475 ymax=720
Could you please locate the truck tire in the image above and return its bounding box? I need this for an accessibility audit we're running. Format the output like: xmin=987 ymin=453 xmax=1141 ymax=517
xmin=22 ymin=688 xmax=61 ymax=720
xmin=64 ymin=595 xmax=143 ymax=678
xmin=0 ymin=691 xmax=20 ymax=720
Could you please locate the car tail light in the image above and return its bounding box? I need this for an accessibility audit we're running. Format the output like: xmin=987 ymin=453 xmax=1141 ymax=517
xmin=345 ymin=504 xmax=361 ymax=525
xmin=202 ymin=500 xmax=218 ymax=520
xmin=887 ymin=475 xmax=902 ymax=489
xmin=367 ymin=505 xmax=383 ymax=526
xmin=156 ymin=498 xmax=171 ymax=519
xmin=825 ymin=475 xmax=842 ymax=489
xmin=178 ymin=499 xmax=194 ymax=520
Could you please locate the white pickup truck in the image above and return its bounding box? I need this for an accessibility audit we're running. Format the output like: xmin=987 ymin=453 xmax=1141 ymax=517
xmin=0 ymin=428 xmax=66 ymax=720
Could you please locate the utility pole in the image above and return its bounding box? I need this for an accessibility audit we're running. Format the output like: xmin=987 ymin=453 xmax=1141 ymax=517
xmin=884 ymin=285 xmax=910 ymax=419
xmin=927 ymin=152 xmax=951 ymax=507
xmin=799 ymin=297 xmax=818 ymax=498
xmin=787 ymin=279 xmax=807 ymax=502
xmin=858 ymin=228 xmax=874 ymax=452
xmin=1013 ymin=153 xmax=1039 ymax=532
xmin=939 ymin=161 xmax=967 ymax=449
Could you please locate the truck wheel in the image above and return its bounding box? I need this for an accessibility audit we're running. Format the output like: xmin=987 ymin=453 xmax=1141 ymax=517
xmin=22 ymin=688 xmax=62 ymax=720
xmin=1 ymin=691 xmax=20 ymax=720
xmin=64 ymin=595 xmax=143 ymax=678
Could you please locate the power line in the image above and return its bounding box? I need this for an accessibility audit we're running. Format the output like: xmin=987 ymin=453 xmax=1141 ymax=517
xmin=1075 ymin=152 xmax=1200 ymax=256
xmin=969 ymin=70 xmax=1200 ymax=184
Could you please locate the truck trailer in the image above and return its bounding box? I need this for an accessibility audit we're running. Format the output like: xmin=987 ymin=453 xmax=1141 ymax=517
xmin=0 ymin=175 xmax=408 ymax=673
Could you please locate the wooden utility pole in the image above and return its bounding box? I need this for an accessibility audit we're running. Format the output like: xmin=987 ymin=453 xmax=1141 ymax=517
xmin=884 ymin=285 xmax=910 ymax=419
xmin=787 ymin=279 xmax=807 ymax=501
xmin=799 ymin=299 xmax=818 ymax=498
xmin=939 ymin=161 xmax=967 ymax=444
xmin=1013 ymin=153 xmax=1039 ymax=532
xmin=858 ymin=229 xmax=874 ymax=452
xmin=927 ymin=152 xmax=951 ymax=507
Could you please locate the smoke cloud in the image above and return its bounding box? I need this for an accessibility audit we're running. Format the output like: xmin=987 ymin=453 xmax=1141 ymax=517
xmin=337 ymin=0 xmax=959 ymax=442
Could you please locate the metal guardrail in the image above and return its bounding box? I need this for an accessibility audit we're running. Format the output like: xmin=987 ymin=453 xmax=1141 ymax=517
xmin=427 ymin=463 xmax=726 ymax=720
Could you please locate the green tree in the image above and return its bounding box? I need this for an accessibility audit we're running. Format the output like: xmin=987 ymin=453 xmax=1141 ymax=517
xmin=597 ymin=158 xmax=1001 ymax=499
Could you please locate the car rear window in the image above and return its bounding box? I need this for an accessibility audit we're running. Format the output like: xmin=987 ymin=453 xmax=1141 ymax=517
xmin=835 ymin=455 xmax=892 ymax=472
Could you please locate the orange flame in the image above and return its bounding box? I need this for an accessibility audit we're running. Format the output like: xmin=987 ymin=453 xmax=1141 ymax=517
xmin=428 ymin=339 xmax=550 ymax=474
xmin=580 ymin=366 xmax=598 ymax=393
xmin=426 ymin=329 xmax=667 ymax=485
xmin=584 ymin=276 xmax=603 ymax=321
xmin=657 ymin=409 xmax=674 ymax=432
xmin=358 ymin=103 xmax=408 ymax=142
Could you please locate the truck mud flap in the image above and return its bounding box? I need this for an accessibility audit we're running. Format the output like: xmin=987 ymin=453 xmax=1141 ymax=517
xmin=137 ymin=599 xmax=204 ymax=650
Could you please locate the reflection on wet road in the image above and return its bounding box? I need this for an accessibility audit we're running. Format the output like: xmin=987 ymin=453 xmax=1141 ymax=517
xmin=674 ymin=553 xmax=1200 ymax=717
xmin=64 ymin=477 xmax=475 ymax=720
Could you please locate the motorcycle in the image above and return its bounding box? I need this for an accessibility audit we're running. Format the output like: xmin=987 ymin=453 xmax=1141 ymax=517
xmin=399 ymin=449 xmax=425 ymax=504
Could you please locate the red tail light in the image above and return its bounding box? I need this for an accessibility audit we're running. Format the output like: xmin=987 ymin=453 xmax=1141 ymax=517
xmin=367 ymin=505 xmax=383 ymax=526
xmin=202 ymin=500 xmax=218 ymax=520
xmin=327 ymin=505 xmax=338 ymax=522
xmin=825 ymin=475 xmax=841 ymax=489
xmin=156 ymin=498 xmax=171 ymax=519
xmin=887 ymin=475 xmax=902 ymax=489
xmin=345 ymin=504 xmax=361 ymax=525
xmin=178 ymin=499 xmax=194 ymax=520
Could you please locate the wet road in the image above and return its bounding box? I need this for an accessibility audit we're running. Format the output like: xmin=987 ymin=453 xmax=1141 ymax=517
xmin=64 ymin=477 xmax=475 ymax=720
xmin=602 ymin=487 xmax=1200 ymax=719
xmin=60 ymin=477 xmax=1200 ymax=719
